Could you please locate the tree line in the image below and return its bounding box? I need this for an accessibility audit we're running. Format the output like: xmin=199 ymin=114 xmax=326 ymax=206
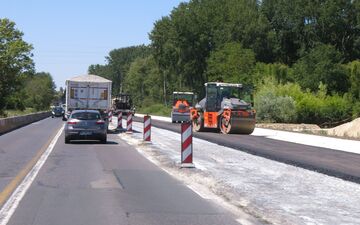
xmin=90 ymin=0 xmax=360 ymax=125
xmin=0 ymin=18 xmax=59 ymax=117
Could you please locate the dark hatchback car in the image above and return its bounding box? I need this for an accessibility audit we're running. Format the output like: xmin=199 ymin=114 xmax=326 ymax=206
xmin=52 ymin=106 xmax=65 ymax=117
xmin=64 ymin=110 xmax=107 ymax=144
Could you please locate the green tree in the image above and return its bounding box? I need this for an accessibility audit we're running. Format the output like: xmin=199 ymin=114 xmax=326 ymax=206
xmin=261 ymin=0 xmax=360 ymax=63
xmin=124 ymin=56 xmax=162 ymax=107
xmin=347 ymin=60 xmax=360 ymax=99
xmin=252 ymin=62 xmax=293 ymax=85
xmin=0 ymin=18 xmax=34 ymax=114
xmin=206 ymin=42 xmax=256 ymax=84
xmin=88 ymin=45 xmax=150 ymax=95
xmin=150 ymin=0 xmax=271 ymax=98
xmin=293 ymin=44 xmax=349 ymax=94
xmin=24 ymin=72 xmax=56 ymax=110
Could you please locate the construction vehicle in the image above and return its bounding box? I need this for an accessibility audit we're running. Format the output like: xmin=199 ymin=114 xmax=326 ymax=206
xmin=171 ymin=92 xmax=194 ymax=123
xmin=112 ymin=93 xmax=135 ymax=116
xmin=190 ymin=82 xmax=256 ymax=134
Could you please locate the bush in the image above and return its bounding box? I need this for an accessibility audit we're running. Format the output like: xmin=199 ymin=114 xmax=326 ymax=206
xmin=320 ymin=95 xmax=352 ymax=123
xmin=296 ymin=93 xmax=323 ymax=124
xmin=352 ymin=102 xmax=360 ymax=119
xmin=255 ymin=86 xmax=297 ymax=123
xmin=255 ymin=79 xmax=352 ymax=124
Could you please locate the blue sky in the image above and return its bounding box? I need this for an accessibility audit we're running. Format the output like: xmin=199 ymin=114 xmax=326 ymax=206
xmin=0 ymin=0 xmax=185 ymax=89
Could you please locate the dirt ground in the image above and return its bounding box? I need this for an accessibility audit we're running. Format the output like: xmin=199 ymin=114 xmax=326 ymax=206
xmin=324 ymin=118 xmax=360 ymax=139
xmin=257 ymin=118 xmax=360 ymax=140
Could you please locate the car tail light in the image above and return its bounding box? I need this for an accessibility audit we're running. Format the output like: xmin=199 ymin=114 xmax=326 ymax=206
xmin=96 ymin=120 xmax=105 ymax=124
xmin=67 ymin=121 xmax=77 ymax=125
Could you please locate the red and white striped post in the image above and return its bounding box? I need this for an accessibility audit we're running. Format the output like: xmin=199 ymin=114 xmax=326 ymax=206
xmin=108 ymin=110 xmax=113 ymax=123
xmin=117 ymin=112 xmax=123 ymax=129
xmin=143 ymin=115 xmax=151 ymax=142
xmin=181 ymin=122 xmax=195 ymax=168
xmin=126 ymin=112 xmax=133 ymax=133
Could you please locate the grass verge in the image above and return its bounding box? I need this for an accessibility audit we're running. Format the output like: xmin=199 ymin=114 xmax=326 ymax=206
xmin=1 ymin=108 xmax=38 ymax=118
xmin=138 ymin=104 xmax=171 ymax=117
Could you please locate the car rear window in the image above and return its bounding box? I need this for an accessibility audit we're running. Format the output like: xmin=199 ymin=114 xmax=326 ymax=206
xmin=71 ymin=112 xmax=100 ymax=120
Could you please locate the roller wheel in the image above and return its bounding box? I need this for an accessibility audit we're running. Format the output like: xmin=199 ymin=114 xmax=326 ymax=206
xmin=192 ymin=113 xmax=204 ymax=132
xmin=220 ymin=116 xmax=232 ymax=134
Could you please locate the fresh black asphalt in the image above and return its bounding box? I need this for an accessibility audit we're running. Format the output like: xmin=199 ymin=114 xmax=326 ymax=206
xmin=133 ymin=117 xmax=360 ymax=184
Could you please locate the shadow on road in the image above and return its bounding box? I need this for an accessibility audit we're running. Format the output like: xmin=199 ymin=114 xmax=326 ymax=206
xmin=108 ymin=129 xmax=141 ymax=134
xmin=68 ymin=140 xmax=119 ymax=145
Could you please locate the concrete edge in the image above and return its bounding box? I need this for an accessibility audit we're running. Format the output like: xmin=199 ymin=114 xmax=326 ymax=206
xmin=0 ymin=111 xmax=51 ymax=135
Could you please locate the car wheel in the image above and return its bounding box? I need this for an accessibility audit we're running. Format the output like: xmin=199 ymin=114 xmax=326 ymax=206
xmin=100 ymin=136 xmax=107 ymax=144
xmin=65 ymin=137 xmax=70 ymax=144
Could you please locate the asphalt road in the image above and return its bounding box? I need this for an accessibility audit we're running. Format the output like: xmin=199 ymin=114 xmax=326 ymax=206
xmin=133 ymin=117 xmax=360 ymax=184
xmin=0 ymin=117 xmax=63 ymax=192
xmin=0 ymin=118 xmax=241 ymax=225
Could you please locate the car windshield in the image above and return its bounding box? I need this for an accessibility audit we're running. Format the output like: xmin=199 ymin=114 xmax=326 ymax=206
xmin=54 ymin=107 xmax=63 ymax=111
xmin=71 ymin=112 xmax=100 ymax=120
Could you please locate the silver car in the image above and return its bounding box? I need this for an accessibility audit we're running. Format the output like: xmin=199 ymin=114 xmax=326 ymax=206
xmin=64 ymin=110 xmax=107 ymax=144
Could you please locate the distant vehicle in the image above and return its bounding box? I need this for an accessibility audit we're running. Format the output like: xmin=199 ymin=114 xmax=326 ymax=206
xmin=51 ymin=106 xmax=65 ymax=118
xmin=171 ymin=92 xmax=194 ymax=123
xmin=112 ymin=93 xmax=135 ymax=116
xmin=190 ymin=82 xmax=256 ymax=134
xmin=64 ymin=74 xmax=112 ymax=121
xmin=64 ymin=110 xmax=107 ymax=143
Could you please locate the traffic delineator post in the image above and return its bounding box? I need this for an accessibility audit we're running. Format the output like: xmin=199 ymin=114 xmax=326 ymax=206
xmin=126 ymin=112 xmax=133 ymax=133
xmin=108 ymin=110 xmax=113 ymax=123
xmin=143 ymin=115 xmax=151 ymax=142
xmin=117 ymin=112 xmax=123 ymax=129
xmin=181 ymin=122 xmax=195 ymax=168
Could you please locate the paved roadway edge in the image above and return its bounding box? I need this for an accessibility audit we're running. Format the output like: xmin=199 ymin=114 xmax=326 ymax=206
xmin=132 ymin=116 xmax=360 ymax=184
xmin=0 ymin=125 xmax=64 ymax=225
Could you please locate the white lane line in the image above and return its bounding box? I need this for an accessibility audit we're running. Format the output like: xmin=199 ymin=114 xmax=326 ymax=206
xmin=186 ymin=185 xmax=212 ymax=200
xmin=0 ymin=126 xmax=64 ymax=225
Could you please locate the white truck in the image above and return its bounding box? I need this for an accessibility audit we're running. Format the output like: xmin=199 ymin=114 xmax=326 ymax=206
xmin=64 ymin=74 xmax=112 ymax=120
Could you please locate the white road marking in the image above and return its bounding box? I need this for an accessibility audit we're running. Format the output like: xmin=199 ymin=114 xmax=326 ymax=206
xmin=186 ymin=185 xmax=212 ymax=200
xmin=0 ymin=126 xmax=64 ymax=225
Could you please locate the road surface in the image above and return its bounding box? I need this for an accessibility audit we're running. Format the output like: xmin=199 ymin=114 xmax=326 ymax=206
xmin=133 ymin=116 xmax=360 ymax=183
xmin=0 ymin=117 xmax=241 ymax=225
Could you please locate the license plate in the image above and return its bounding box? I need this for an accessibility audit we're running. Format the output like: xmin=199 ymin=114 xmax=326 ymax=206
xmin=80 ymin=131 xmax=92 ymax=135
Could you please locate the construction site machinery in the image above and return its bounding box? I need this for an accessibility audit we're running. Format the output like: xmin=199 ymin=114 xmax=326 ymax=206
xmin=190 ymin=82 xmax=256 ymax=134
xmin=112 ymin=93 xmax=135 ymax=116
xmin=171 ymin=92 xmax=194 ymax=123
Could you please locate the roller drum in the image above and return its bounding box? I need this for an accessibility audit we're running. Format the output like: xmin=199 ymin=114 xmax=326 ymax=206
xmin=227 ymin=116 xmax=255 ymax=134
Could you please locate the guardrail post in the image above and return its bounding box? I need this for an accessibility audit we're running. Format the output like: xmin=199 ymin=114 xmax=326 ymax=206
xmin=181 ymin=122 xmax=195 ymax=168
